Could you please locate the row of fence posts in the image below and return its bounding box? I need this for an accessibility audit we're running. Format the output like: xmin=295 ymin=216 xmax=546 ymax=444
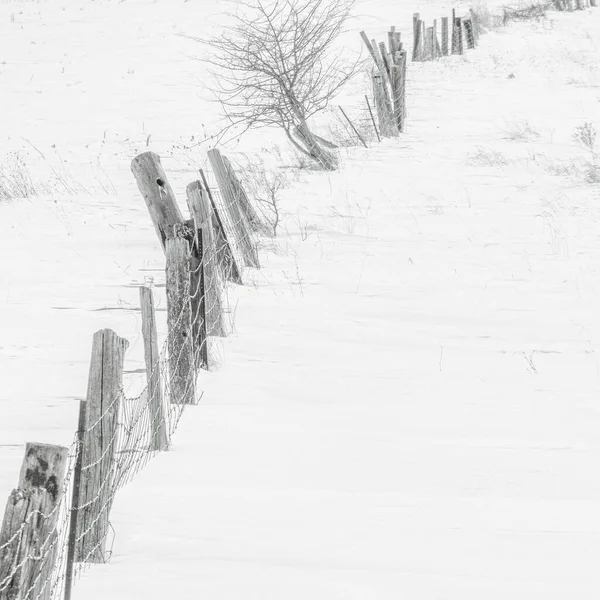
xmin=553 ymin=0 xmax=597 ymax=9
xmin=412 ymin=8 xmax=480 ymax=62
xmin=360 ymin=27 xmax=407 ymax=139
xmin=0 ymin=148 xmax=261 ymax=600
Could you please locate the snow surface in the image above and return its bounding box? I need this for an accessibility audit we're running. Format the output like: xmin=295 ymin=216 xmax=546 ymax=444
xmin=2 ymin=0 xmax=600 ymax=597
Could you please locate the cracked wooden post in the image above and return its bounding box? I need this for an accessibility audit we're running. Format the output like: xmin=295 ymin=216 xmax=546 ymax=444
xmin=186 ymin=181 xmax=226 ymax=338
xmin=139 ymin=286 xmax=169 ymax=451
xmin=198 ymin=169 xmax=242 ymax=285
xmin=131 ymin=152 xmax=184 ymax=250
xmin=166 ymin=228 xmax=198 ymax=403
xmin=0 ymin=443 xmax=68 ymax=600
xmin=76 ymin=329 xmax=128 ymax=564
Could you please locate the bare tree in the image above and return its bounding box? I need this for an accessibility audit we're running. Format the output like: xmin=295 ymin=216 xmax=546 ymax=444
xmin=196 ymin=0 xmax=362 ymax=171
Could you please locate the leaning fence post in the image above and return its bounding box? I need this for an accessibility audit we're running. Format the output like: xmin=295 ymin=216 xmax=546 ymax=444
xmin=207 ymin=149 xmax=260 ymax=269
xmin=365 ymin=94 xmax=381 ymax=142
xmin=0 ymin=443 xmax=69 ymax=600
xmin=198 ymin=169 xmax=242 ymax=285
xmin=221 ymin=155 xmax=267 ymax=236
xmin=139 ymin=286 xmax=169 ymax=451
xmin=166 ymin=229 xmax=198 ymax=403
xmin=64 ymin=401 xmax=86 ymax=600
xmin=186 ymin=181 xmax=226 ymax=338
xmin=76 ymin=328 xmax=128 ymax=564
xmin=131 ymin=152 xmax=184 ymax=250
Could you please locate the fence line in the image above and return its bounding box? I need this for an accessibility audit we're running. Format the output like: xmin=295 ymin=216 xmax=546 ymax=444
xmin=0 ymin=149 xmax=260 ymax=600
xmin=1 ymin=2 xmax=596 ymax=598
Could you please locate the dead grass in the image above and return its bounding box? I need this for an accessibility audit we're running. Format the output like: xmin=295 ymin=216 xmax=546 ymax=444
xmin=467 ymin=146 xmax=510 ymax=167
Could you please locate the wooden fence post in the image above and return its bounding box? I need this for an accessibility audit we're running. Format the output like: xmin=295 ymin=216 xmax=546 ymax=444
xmin=207 ymin=149 xmax=260 ymax=269
xmin=0 ymin=443 xmax=68 ymax=600
xmin=424 ymin=26 xmax=434 ymax=61
xmin=441 ymin=17 xmax=449 ymax=56
xmin=412 ymin=13 xmax=420 ymax=60
xmin=198 ymin=169 xmax=242 ymax=285
xmin=469 ymin=9 xmax=480 ymax=45
xmin=452 ymin=14 xmax=464 ymax=55
xmin=64 ymin=401 xmax=86 ymax=600
xmin=131 ymin=152 xmax=184 ymax=250
xmin=76 ymin=329 xmax=128 ymax=564
xmin=372 ymin=73 xmax=397 ymax=137
xmin=139 ymin=286 xmax=169 ymax=451
xmin=186 ymin=181 xmax=226 ymax=338
xmin=365 ymin=94 xmax=381 ymax=142
xmin=220 ymin=156 xmax=266 ymax=236
xmin=166 ymin=230 xmax=198 ymax=403
xmin=464 ymin=19 xmax=475 ymax=50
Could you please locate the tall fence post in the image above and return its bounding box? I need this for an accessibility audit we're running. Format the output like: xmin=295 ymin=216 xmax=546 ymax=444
xmin=198 ymin=168 xmax=242 ymax=285
xmin=186 ymin=182 xmax=226 ymax=338
xmin=412 ymin=13 xmax=420 ymax=61
xmin=64 ymin=401 xmax=87 ymax=600
xmin=166 ymin=228 xmax=198 ymax=403
xmin=441 ymin=17 xmax=449 ymax=56
xmin=76 ymin=329 xmax=128 ymax=564
xmin=207 ymin=148 xmax=260 ymax=269
xmin=139 ymin=286 xmax=169 ymax=451
xmin=0 ymin=443 xmax=69 ymax=600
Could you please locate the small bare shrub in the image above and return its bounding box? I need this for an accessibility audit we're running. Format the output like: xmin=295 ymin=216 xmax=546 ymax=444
xmin=573 ymin=122 xmax=597 ymax=156
xmin=0 ymin=152 xmax=38 ymax=201
xmin=502 ymin=2 xmax=550 ymax=25
xmin=237 ymin=154 xmax=296 ymax=237
xmin=467 ymin=146 xmax=509 ymax=167
xmin=503 ymin=120 xmax=541 ymax=142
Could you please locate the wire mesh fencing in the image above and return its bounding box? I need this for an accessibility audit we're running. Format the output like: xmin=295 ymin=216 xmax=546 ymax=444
xmin=0 ymin=149 xmax=264 ymax=600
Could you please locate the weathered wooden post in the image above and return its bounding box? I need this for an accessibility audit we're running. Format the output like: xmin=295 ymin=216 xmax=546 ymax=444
xmin=424 ymin=26 xmax=434 ymax=61
xmin=441 ymin=17 xmax=449 ymax=56
xmin=64 ymin=401 xmax=86 ymax=600
xmin=166 ymin=227 xmax=198 ymax=403
xmin=198 ymin=169 xmax=242 ymax=285
xmin=139 ymin=286 xmax=169 ymax=451
xmin=76 ymin=328 xmax=128 ymax=564
xmin=452 ymin=12 xmax=464 ymax=55
xmin=0 ymin=443 xmax=69 ymax=600
xmin=469 ymin=8 xmax=480 ymax=45
xmin=131 ymin=152 xmax=184 ymax=250
xmin=221 ymin=156 xmax=267 ymax=235
xmin=372 ymin=73 xmax=397 ymax=137
xmin=464 ymin=18 xmax=475 ymax=50
xmin=207 ymin=149 xmax=260 ymax=269
xmin=186 ymin=181 xmax=226 ymax=338
xmin=412 ymin=13 xmax=419 ymax=60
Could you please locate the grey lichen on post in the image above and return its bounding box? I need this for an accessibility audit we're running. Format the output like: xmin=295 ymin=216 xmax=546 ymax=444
xmin=76 ymin=328 xmax=128 ymax=564
xmin=166 ymin=230 xmax=197 ymax=404
xmin=0 ymin=443 xmax=68 ymax=600
xmin=139 ymin=286 xmax=169 ymax=451
xmin=131 ymin=151 xmax=184 ymax=250
xmin=186 ymin=182 xmax=226 ymax=338
xmin=207 ymin=149 xmax=260 ymax=269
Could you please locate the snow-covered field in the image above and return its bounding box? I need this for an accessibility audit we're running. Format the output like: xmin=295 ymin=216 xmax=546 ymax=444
xmin=2 ymin=0 xmax=600 ymax=597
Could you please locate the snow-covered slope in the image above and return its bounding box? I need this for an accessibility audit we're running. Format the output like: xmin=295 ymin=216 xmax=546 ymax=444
xmin=1 ymin=0 xmax=600 ymax=597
